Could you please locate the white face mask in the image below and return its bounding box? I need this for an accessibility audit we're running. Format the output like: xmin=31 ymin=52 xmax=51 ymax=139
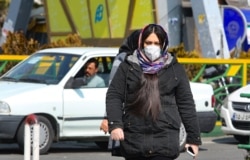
xmin=143 ymin=45 xmax=161 ymax=61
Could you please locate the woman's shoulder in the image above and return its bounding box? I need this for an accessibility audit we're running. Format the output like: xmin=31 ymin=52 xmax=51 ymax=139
xmin=117 ymin=60 xmax=131 ymax=73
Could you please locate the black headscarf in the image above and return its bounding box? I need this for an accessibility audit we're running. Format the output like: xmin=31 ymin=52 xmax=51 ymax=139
xmin=118 ymin=29 xmax=141 ymax=54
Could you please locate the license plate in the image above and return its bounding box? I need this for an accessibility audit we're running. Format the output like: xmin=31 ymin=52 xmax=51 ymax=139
xmin=232 ymin=112 xmax=250 ymax=121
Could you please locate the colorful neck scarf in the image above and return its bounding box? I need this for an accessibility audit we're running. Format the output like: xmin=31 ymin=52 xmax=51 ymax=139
xmin=137 ymin=49 xmax=167 ymax=74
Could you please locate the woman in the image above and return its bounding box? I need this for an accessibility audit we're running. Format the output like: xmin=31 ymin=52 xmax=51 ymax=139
xmin=106 ymin=24 xmax=201 ymax=160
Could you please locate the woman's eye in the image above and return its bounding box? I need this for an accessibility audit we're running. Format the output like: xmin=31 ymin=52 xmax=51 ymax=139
xmin=145 ymin=41 xmax=160 ymax=45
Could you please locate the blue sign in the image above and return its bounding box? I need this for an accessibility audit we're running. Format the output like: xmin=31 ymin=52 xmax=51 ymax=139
xmin=95 ymin=4 xmax=104 ymax=23
xmin=223 ymin=6 xmax=246 ymax=52
xmin=240 ymin=9 xmax=250 ymax=52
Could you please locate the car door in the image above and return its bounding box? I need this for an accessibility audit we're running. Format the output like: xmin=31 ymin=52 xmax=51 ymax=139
xmin=62 ymin=55 xmax=114 ymax=137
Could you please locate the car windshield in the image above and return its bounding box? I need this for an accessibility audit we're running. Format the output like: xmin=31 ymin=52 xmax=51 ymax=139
xmin=0 ymin=52 xmax=80 ymax=84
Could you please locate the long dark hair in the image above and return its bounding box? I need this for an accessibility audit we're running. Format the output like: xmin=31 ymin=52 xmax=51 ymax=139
xmin=128 ymin=24 xmax=168 ymax=121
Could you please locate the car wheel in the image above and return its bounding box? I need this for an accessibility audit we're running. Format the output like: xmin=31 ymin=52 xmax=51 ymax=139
xmin=234 ymin=135 xmax=250 ymax=144
xmin=179 ymin=122 xmax=187 ymax=151
xmin=17 ymin=115 xmax=54 ymax=154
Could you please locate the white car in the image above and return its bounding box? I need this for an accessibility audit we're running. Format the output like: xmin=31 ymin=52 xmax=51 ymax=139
xmin=220 ymin=85 xmax=250 ymax=144
xmin=0 ymin=47 xmax=216 ymax=154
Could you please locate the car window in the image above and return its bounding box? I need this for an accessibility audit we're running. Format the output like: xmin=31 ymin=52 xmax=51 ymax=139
xmin=2 ymin=53 xmax=80 ymax=84
xmin=97 ymin=56 xmax=114 ymax=86
xmin=75 ymin=56 xmax=114 ymax=87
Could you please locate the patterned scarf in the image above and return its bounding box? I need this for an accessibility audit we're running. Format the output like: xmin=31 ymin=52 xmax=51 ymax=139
xmin=137 ymin=49 xmax=168 ymax=74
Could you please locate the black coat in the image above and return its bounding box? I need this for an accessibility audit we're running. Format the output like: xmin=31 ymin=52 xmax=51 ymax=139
xmin=106 ymin=52 xmax=201 ymax=159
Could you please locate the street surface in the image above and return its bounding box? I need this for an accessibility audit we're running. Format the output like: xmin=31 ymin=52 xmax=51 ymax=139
xmin=0 ymin=135 xmax=248 ymax=160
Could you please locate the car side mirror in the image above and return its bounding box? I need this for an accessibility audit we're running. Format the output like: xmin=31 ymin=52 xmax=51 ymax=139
xmin=64 ymin=77 xmax=87 ymax=89
xmin=73 ymin=77 xmax=87 ymax=88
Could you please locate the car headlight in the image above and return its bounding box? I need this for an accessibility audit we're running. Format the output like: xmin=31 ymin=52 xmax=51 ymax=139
xmin=0 ymin=101 xmax=11 ymax=113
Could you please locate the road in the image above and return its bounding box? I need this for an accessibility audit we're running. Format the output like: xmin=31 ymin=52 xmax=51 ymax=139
xmin=0 ymin=135 xmax=248 ymax=160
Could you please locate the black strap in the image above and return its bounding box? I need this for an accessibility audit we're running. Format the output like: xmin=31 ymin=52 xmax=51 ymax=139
xmin=122 ymin=65 xmax=129 ymax=112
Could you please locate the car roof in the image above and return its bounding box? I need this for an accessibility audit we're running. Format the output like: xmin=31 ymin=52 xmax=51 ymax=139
xmin=36 ymin=47 xmax=119 ymax=56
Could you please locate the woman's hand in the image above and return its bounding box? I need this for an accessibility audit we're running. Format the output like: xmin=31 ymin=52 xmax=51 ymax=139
xmin=111 ymin=128 xmax=124 ymax=141
xmin=100 ymin=119 xmax=109 ymax=134
xmin=185 ymin=144 xmax=199 ymax=159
